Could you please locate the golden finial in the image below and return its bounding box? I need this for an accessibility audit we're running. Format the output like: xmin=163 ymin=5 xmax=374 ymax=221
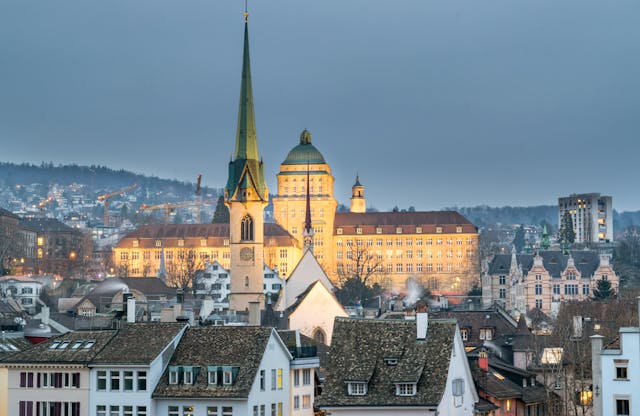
xmin=244 ymin=0 xmax=249 ymax=22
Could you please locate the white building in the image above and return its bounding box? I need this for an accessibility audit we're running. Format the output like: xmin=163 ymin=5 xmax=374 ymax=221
xmin=195 ymin=261 xmax=284 ymax=310
xmin=559 ymin=193 xmax=613 ymax=243
xmin=89 ymin=322 xmax=187 ymax=416
xmin=152 ymin=326 xmax=292 ymax=416
xmin=591 ymin=298 xmax=640 ymax=416
xmin=1 ymin=330 xmax=117 ymax=416
xmin=0 ymin=275 xmax=50 ymax=314
xmin=317 ymin=315 xmax=478 ymax=416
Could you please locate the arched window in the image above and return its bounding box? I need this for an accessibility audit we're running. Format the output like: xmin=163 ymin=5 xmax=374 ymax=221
xmin=241 ymin=215 xmax=254 ymax=241
xmin=313 ymin=328 xmax=326 ymax=345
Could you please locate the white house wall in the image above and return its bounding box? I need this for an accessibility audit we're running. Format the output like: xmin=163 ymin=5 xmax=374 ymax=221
xmin=288 ymin=284 xmax=347 ymax=345
xmin=436 ymin=328 xmax=478 ymax=416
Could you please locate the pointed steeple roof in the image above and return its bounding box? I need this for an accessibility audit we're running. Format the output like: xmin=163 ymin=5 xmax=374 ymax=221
xmin=224 ymin=18 xmax=267 ymax=202
xmin=303 ymin=161 xmax=314 ymax=252
xmin=353 ymin=174 xmax=362 ymax=187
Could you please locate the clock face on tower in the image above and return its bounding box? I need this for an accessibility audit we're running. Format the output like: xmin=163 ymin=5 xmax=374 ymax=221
xmin=240 ymin=247 xmax=254 ymax=261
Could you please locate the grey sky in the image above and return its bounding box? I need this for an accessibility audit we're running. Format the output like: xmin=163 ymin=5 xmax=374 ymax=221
xmin=1 ymin=0 xmax=639 ymax=211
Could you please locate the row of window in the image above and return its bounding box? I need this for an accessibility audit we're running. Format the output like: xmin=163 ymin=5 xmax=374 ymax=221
xmin=292 ymin=369 xmax=312 ymax=387
xmin=338 ymin=249 xmax=470 ymax=260
xmin=19 ymin=401 xmax=80 ymax=416
xmin=252 ymin=403 xmax=284 ymax=416
xmin=337 ymin=226 xmax=469 ymax=235
xmin=96 ymin=405 xmax=147 ymax=416
xmin=337 ymin=263 xmax=467 ymax=274
xmin=258 ymin=368 xmax=284 ymax=390
xmin=168 ymin=406 xmax=232 ymax=416
xmin=19 ymin=372 xmax=80 ymax=389
xmin=293 ymin=395 xmax=311 ymax=410
xmin=346 ymin=380 xmax=465 ymax=398
xmin=337 ymin=237 xmax=474 ymax=247
xmin=97 ymin=370 xmax=147 ymax=392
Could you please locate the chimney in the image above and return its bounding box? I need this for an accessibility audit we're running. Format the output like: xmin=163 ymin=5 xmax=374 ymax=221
xmin=479 ymin=350 xmax=489 ymax=372
xmin=41 ymin=306 xmax=50 ymax=325
xmin=127 ymin=297 xmax=136 ymax=323
xmin=249 ymin=301 xmax=260 ymax=326
xmin=416 ymin=312 xmax=428 ymax=339
xmin=591 ymin=334 xmax=604 ymax=416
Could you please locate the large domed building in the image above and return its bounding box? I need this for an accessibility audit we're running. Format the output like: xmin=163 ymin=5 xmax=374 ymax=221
xmin=273 ymin=130 xmax=479 ymax=293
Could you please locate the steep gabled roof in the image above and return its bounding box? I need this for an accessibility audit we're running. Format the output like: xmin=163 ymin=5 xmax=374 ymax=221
xmin=317 ymin=318 xmax=456 ymax=408
xmin=91 ymin=323 xmax=186 ymax=365
xmin=152 ymin=326 xmax=274 ymax=399
xmin=1 ymin=330 xmax=117 ymax=364
xmin=488 ymin=250 xmax=601 ymax=278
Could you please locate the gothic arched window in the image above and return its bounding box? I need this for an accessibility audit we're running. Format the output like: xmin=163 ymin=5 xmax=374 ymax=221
xmin=241 ymin=215 xmax=254 ymax=241
xmin=313 ymin=328 xmax=326 ymax=345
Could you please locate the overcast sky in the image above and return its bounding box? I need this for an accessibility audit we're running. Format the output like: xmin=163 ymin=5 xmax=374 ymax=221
xmin=1 ymin=0 xmax=639 ymax=211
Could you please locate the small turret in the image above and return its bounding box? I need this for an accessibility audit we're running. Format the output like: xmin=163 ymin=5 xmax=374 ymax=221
xmin=350 ymin=175 xmax=366 ymax=213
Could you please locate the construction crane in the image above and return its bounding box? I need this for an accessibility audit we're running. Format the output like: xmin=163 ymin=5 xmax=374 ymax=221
xmin=97 ymin=183 xmax=138 ymax=227
xmin=195 ymin=174 xmax=202 ymax=224
xmin=139 ymin=201 xmax=200 ymax=224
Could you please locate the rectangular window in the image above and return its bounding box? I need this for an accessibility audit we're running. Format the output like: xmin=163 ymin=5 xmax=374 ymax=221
xmin=302 ymin=368 xmax=311 ymax=385
xmin=271 ymin=403 xmax=276 ymax=416
xmin=123 ymin=406 xmax=133 ymax=416
xmin=97 ymin=406 xmax=107 ymax=416
xmin=302 ymin=395 xmax=311 ymax=408
xmin=97 ymin=371 xmax=107 ymax=391
xmin=207 ymin=407 xmax=218 ymax=416
xmin=535 ymin=284 xmax=542 ymax=295
xmin=137 ymin=406 xmax=147 ymax=416
xmin=260 ymin=405 xmax=265 ymax=416
xmin=169 ymin=370 xmax=179 ymax=385
xmin=253 ymin=406 xmax=258 ymax=416
xmin=259 ymin=369 xmax=265 ymax=390
xmin=616 ymin=399 xmax=630 ymax=416
xmin=222 ymin=407 xmax=233 ymax=416
xmin=110 ymin=371 xmax=120 ymax=391
xmin=293 ymin=396 xmax=300 ymax=410
xmin=277 ymin=368 xmax=283 ymax=389
xmin=109 ymin=406 xmax=120 ymax=416
xmin=553 ymin=284 xmax=561 ymax=295
xmin=583 ymin=284 xmax=590 ymax=295
xmin=277 ymin=403 xmax=283 ymax=416
xmin=123 ymin=371 xmax=134 ymax=391
xmin=223 ymin=369 xmax=233 ymax=385
xmin=184 ymin=370 xmax=193 ymax=385
xmin=137 ymin=371 xmax=147 ymax=391
xmin=293 ymin=369 xmax=300 ymax=387
xmin=271 ymin=369 xmax=276 ymax=390
xmin=396 ymin=383 xmax=417 ymax=396
xmin=168 ymin=406 xmax=179 ymax=416
xmin=499 ymin=288 xmax=506 ymax=299
xmin=348 ymin=382 xmax=367 ymax=395
xmin=452 ymin=378 xmax=465 ymax=396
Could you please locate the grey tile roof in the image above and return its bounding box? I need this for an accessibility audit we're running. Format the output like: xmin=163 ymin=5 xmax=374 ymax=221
xmin=153 ymin=326 xmax=273 ymax=399
xmin=316 ymin=317 xmax=457 ymax=408
xmin=19 ymin=218 xmax=81 ymax=234
xmin=1 ymin=330 xmax=117 ymax=364
xmin=488 ymin=250 xmax=601 ymax=278
xmin=91 ymin=323 xmax=186 ymax=365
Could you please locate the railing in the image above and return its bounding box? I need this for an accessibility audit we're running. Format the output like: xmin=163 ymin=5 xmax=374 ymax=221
xmin=289 ymin=346 xmax=318 ymax=359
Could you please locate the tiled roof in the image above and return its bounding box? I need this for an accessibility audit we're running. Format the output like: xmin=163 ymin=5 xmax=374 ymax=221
xmin=19 ymin=218 xmax=81 ymax=234
xmin=153 ymin=326 xmax=273 ymax=399
xmin=0 ymin=207 xmax=19 ymax=219
xmin=69 ymin=277 xmax=176 ymax=312
xmin=317 ymin=317 xmax=456 ymax=408
xmin=1 ymin=330 xmax=117 ymax=364
xmin=91 ymin=323 xmax=186 ymax=365
xmin=116 ymin=223 xmax=297 ymax=248
xmin=334 ymin=211 xmax=477 ymax=235
xmin=430 ymin=306 xmax=518 ymax=349
xmin=0 ymin=337 xmax=33 ymax=359
xmin=488 ymin=250 xmax=601 ymax=278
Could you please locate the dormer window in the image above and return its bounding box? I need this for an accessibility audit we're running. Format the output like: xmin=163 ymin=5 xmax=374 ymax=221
xmin=169 ymin=367 xmax=180 ymax=385
xmin=479 ymin=328 xmax=493 ymax=341
xmin=416 ymin=227 xmax=422 ymax=234
xmin=347 ymin=382 xmax=367 ymax=395
xmin=337 ymin=228 xmax=343 ymax=235
xmin=376 ymin=227 xmax=382 ymax=234
xmin=436 ymin=227 xmax=442 ymax=233
xmin=356 ymin=227 xmax=362 ymax=235
xmin=178 ymin=239 xmax=185 ymax=247
xmin=183 ymin=367 xmax=194 ymax=385
xmin=384 ymin=357 xmax=399 ymax=366
xmin=208 ymin=368 xmax=218 ymax=385
xmin=456 ymin=226 xmax=463 ymax=233
xmin=223 ymin=369 xmax=233 ymax=385
xmin=395 ymin=383 xmax=417 ymax=396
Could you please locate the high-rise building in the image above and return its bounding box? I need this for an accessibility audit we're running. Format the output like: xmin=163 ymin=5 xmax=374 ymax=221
xmin=558 ymin=193 xmax=613 ymax=243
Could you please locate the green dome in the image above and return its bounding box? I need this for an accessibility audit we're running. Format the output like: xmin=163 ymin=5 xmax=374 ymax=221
xmin=282 ymin=129 xmax=327 ymax=165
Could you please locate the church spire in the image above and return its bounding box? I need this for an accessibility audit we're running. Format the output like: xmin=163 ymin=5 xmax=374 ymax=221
xmin=224 ymin=13 xmax=267 ymax=202
xmin=234 ymin=20 xmax=258 ymax=161
xmin=303 ymin=161 xmax=314 ymax=252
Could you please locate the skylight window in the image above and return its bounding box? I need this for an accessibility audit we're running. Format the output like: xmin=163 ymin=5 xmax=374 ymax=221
xmin=71 ymin=341 xmax=83 ymax=350
xmin=0 ymin=344 xmax=9 ymax=351
xmin=58 ymin=341 xmax=70 ymax=349
xmin=83 ymin=341 xmax=95 ymax=349
xmin=8 ymin=344 xmax=19 ymax=351
xmin=492 ymin=372 xmax=505 ymax=381
xmin=384 ymin=357 xmax=399 ymax=366
xmin=49 ymin=341 xmax=61 ymax=349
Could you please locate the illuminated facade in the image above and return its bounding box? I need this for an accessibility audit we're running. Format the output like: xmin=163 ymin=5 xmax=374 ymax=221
xmin=273 ymin=132 xmax=479 ymax=292
xmin=112 ymin=224 xmax=300 ymax=280
xmin=558 ymin=193 xmax=613 ymax=243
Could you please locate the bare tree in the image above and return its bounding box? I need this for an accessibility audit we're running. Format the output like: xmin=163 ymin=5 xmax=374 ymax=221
xmin=166 ymin=249 xmax=205 ymax=292
xmin=335 ymin=244 xmax=385 ymax=305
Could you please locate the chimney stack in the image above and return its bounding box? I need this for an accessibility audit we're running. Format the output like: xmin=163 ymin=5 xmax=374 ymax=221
xmin=591 ymin=334 xmax=604 ymax=416
xmin=41 ymin=306 xmax=50 ymax=325
xmin=479 ymin=350 xmax=489 ymax=371
xmin=416 ymin=312 xmax=428 ymax=339
xmin=249 ymin=301 xmax=260 ymax=326
xmin=127 ymin=297 xmax=136 ymax=323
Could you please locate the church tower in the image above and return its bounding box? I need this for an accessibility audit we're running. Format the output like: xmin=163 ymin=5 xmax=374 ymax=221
xmin=224 ymin=13 xmax=268 ymax=312
xmin=349 ymin=175 xmax=366 ymax=213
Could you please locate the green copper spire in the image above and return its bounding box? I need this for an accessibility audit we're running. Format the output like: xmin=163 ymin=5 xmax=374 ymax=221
xmin=540 ymin=224 xmax=551 ymax=250
xmin=225 ymin=17 xmax=267 ymax=202
xmin=234 ymin=22 xmax=259 ymax=161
